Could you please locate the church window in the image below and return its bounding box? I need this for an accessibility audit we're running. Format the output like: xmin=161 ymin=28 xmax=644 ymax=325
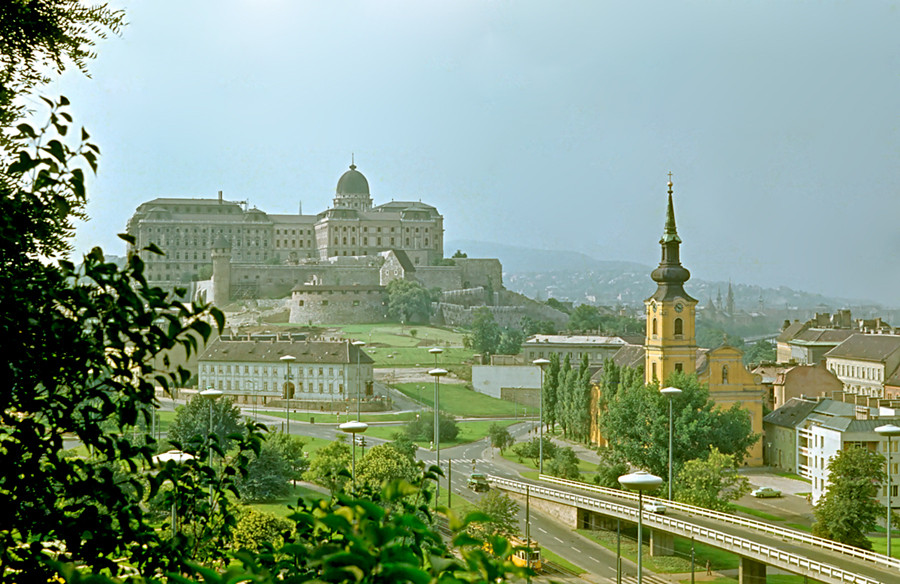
xmin=651 ymin=362 xmax=657 ymax=380
xmin=675 ymin=363 xmax=683 ymax=373
xmin=652 ymin=318 xmax=658 ymax=336
xmin=674 ymin=318 xmax=683 ymax=336
xmin=722 ymin=365 xmax=729 ymax=384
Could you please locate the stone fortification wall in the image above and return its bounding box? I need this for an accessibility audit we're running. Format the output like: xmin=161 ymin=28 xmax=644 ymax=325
xmin=435 ymin=303 xmax=525 ymax=328
xmin=413 ymin=266 xmax=463 ymax=291
xmin=456 ymin=258 xmax=503 ymax=289
xmin=289 ymin=286 xmax=387 ymax=325
xmin=498 ymin=289 xmax=569 ymax=328
xmin=230 ymin=264 xmax=382 ymax=299
xmin=440 ymin=287 xmax=491 ymax=307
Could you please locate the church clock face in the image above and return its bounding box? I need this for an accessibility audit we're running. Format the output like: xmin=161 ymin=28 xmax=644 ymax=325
xmin=651 ymin=301 xmax=657 ymax=313
xmin=674 ymin=302 xmax=684 ymax=313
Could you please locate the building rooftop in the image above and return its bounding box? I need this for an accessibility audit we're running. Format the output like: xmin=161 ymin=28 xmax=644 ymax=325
xmin=764 ymin=397 xmax=820 ymax=429
xmin=199 ymin=338 xmax=374 ymax=365
xmin=824 ymin=333 xmax=900 ymax=362
xmin=525 ymin=334 xmax=629 ymax=346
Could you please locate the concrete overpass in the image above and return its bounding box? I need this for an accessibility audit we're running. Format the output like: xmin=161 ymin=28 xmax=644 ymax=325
xmin=489 ymin=475 xmax=899 ymax=584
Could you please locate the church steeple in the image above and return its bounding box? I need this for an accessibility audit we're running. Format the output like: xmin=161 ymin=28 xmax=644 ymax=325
xmin=644 ymin=176 xmax=699 ymax=384
xmin=649 ymin=179 xmax=696 ymax=303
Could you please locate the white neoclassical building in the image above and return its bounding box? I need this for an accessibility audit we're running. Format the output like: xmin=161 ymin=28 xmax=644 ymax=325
xmin=197 ymin=333 xmax=373 ymax=407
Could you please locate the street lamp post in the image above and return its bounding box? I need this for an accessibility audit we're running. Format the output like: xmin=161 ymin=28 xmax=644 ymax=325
xmin=660 ymin=386 xmax=682 ymax=500
xmin=352 ymin=340 xmax=366 ymax=421
xmin=153 ymin=450 xmax=195 ymax=535
xmin=875 ymin=424 xmax=900 ymax=558
xmin=533 ymin=358 xmax=550 ymax=475
xmin=429 ymin=364 xmax=447 ymax=502
xmin=618 ymin=471 xmax=663 ymax=584
xmin=340 ymin=420 xmax=368 ymax=492
xmin=199 ymin=387 xmax=223 ymax=506
xmin=280 ymin=355 xmax=296 ymax=434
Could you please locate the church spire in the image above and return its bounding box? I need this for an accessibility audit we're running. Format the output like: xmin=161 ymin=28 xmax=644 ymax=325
xmin=648 ymin=177 xmax=696 ymax=302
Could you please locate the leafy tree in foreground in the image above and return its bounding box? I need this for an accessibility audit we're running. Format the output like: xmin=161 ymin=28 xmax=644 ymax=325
xmin=265 ymin=431 xmax=309 ymax=484
xmin=0 ymin=98 xmax=261 ymax=580
xmin=675 ymin=447 xmax=750 ymax=511
xmin=813 ymin=446 xmax=887 ymax=549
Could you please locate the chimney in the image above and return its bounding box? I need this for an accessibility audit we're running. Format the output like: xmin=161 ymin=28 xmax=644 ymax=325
xmin=218 ymin=190 xmax=223 ymax=204
xmin=298 ymin=200 xmax=303 ymax=215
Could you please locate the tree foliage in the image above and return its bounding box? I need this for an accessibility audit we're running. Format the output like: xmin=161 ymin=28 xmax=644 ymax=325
xmin=238 ymin=436 xmax=295 ymax=502
xmin=467 ymin=307 xmax=501 ymax=356
xmin=512 ymin=437 xmax=557 ymax=468
xmin=472 ymin=490 xmax=520 ymax=538
xmin=386 ymin=278 xmax=434 ymax=324
xmin=168 ymin=393 xmax=244 ymax=453
xmin=231 ymin=507 xmax=293 ymax=553
xmin=598 ymin=370 xmax=758 ymax=479
xmin=813 ymin=446 xmax=887 ymax=549
xmin=594 ymin=447 xmax=629 ymax=489
xmin=356 ymin=443 xmax=419 ymax=491
xmin=303 ymin=439 xmax=351 ymax=493
xmin=546 ymin=446 xmax=581 ymax=480
xmin=489 ymin=423 xmax=514 ymax=453
xmin=675 ymin=447 xmax=750 ymax=511
xmin=0 ymin=95 xmax=265 ymax=580
xmin=405 ymin=410 xmax=459 ymax=443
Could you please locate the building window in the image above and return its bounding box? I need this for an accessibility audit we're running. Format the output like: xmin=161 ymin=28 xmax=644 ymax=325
xmin=675 ymin=362 xmax=683 ymax=373
xmin=652 ymin=318 xmax=658 ymax=336
xmin=722 ymin=365 xmax=729 ymax=384
xmin=674 ymin=318 xmax=683 ymax=336
xmin=651 ymin=362 xmax=657 ymax=380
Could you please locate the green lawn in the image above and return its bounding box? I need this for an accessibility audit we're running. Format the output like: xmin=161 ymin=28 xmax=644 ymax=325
xmin=368 ymin=346 xmax=475 ymax=367
xmin=324 ymin=324 xmax=467 ymax=348
xmin=731 ymin=504 xmax=784 ymax=522
xmin=393 ymin=382 xmax=519 ymax=417
xmin=261 ymin=410 xmax=417 ymax=425
xmin=499 ymin=449 xmax=598 ymax=475
xmin=577 ymin=528 xmax=740 ymax=574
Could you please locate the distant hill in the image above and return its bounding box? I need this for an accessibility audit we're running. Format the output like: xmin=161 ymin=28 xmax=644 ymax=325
xmin=448 ymin=239 xmax=892 ymax=317
xmin=446 ymin=239 xmax=647 ymax=274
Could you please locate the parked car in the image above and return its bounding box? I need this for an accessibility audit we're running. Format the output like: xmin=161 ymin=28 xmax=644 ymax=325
xmin=642 ymin=501 xmax=667 ymax=514
xmin=467 ymin=473 xmax=490 ymax=492
xmin=751 ymin=486 xmax=781 ymax=498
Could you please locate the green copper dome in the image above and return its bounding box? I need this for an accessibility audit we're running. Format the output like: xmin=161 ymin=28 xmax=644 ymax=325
xmin=336 ymin=164 xmax=369 ymax=195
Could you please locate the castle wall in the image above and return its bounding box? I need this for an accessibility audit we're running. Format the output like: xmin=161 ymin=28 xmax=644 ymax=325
xmin=290 ymin=287 xmax=388 ymax=325
xmin=230 ymin=263 xmax=382 ymax=299
xmin=456 ymin=258 xmax=503 ymax=289
xmin=414 ymin=266 xmax=464 ymax=290
xmin=440 ymin=287 xmax=491 ymax=307
xmin=435 ymin=303 xmax=525 ymax=328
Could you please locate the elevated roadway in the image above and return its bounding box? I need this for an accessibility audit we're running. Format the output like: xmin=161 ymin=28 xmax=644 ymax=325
xmin=489 ymin=475 xmax=899 ymax=584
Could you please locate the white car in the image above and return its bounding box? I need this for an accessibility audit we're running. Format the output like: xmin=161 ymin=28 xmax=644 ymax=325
xmin=642 ymin=501 xmax=667 ymax=514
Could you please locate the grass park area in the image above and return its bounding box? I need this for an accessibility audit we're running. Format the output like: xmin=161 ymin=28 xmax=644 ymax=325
xmin=392 ymin=382 xmax=522 ymax=418
xmin=316 ymin=324 xmax=475 ymax=367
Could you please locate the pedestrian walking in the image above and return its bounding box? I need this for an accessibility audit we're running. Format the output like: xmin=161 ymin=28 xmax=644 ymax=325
xmin=706 ymin=559 xmax=712 ymax=575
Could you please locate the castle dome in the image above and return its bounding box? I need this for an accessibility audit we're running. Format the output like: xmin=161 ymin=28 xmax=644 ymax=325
xmin=336 ymin=164 xmax=369 ymax=195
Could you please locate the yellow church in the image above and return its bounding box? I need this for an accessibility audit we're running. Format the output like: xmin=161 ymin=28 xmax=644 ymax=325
xmin=592 ymin=178 xmax=765 ymax=465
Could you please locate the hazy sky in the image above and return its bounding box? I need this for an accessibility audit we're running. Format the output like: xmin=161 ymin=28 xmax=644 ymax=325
xmin=52 ymin=0 xmax=899 ymax=305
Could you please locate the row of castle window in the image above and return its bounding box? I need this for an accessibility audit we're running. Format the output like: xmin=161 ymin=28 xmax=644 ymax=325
xmin=276 ymin=239 xmax=313 ymax=248
xmin=276 ymin=228 xmax=314 ymax=235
